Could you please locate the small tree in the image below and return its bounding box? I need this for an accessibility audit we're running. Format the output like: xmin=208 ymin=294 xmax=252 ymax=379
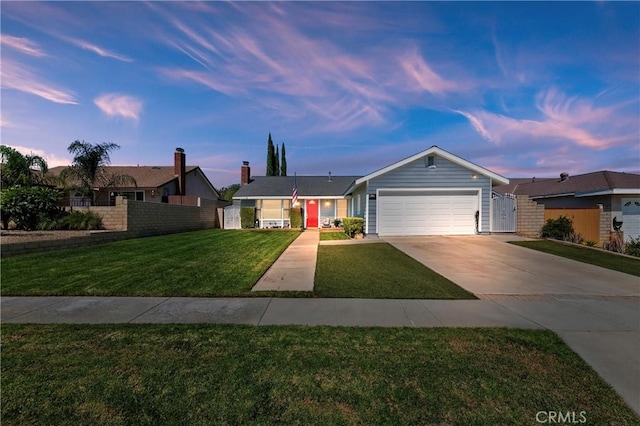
xmin=62 ymin=140 xmax=136 ymax=204
xmin=274 ymin=145 xmax=280 ymax=176
xmin=0 ymin=186 xmax=63 ymax=230
xmin=280 ymin=143 xmax=287 ymax=176
xmin=218 ymin=184 xmax=241 ymax=202
xmin=266 ymin=133 xmax=275 ymax=176
xmin=0 ymin=145 xmax=48 ymax=187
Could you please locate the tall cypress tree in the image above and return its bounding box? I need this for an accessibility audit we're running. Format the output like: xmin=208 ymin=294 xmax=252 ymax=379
xmin=280 ymin=143 xmax=287 ymax=176
xmin=266 ymin=133 xmax=275 ymax=176
xmin=275 ymin=144 xmax=280 ymax=176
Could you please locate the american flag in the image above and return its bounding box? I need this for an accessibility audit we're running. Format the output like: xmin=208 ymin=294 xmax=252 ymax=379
xmin=292 ymin=173 xmax=298 ymax=206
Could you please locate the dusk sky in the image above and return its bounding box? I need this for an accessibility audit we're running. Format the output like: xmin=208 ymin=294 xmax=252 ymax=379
xmin=1 ymin=1 xmax=638 ymax=188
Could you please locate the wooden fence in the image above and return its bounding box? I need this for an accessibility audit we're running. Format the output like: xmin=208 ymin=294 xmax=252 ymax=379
xmin=544 ymin=208 xmax=600 ymax=243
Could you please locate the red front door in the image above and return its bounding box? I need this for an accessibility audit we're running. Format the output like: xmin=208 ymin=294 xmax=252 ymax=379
xmin=306 ymin=199 xmax=318 ymax=228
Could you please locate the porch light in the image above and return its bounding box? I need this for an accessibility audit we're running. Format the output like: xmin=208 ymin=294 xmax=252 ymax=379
xmin=471 ymin=174 xmax=478 ymax=179
xmin=324 ymin=201 xmax=331 ymax=207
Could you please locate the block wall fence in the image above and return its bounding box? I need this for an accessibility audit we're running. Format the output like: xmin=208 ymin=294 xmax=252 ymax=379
xmin=516 ymin=195 xmax=612 ymax=245
xmin=2 ymin=197 xmax=226 ymax=257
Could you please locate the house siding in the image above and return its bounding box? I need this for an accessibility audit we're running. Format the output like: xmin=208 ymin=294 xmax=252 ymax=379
xmin=367 ymin=155 xmax=491 ymax=234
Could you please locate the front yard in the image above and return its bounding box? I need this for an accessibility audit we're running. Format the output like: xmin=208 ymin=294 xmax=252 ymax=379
xmin=1 ymin=230 xmax=300 ymax=296
xmin=3 ymin=324 xmax=637 ymax=425
xmin=2 ymin=230 xmax=473 ymax=299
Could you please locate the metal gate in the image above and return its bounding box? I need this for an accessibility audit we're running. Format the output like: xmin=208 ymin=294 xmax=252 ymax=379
xmin=491 ymin=193 xmax=517 ymax=232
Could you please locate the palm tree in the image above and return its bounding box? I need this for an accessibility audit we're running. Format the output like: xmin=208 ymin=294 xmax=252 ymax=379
xmin=0 ymin=145 xmax=48 ymax=188
xmin=62 ymin=140 xmax=136 ymax=204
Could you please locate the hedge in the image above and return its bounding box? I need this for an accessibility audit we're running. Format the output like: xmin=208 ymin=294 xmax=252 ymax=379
xmin=290 ymin=207 xmax=303 ymax=229
xmin=342 ymin=217 xmax=364 ymax=237
xmin=240 ymin=207 xmax=256 ymax=228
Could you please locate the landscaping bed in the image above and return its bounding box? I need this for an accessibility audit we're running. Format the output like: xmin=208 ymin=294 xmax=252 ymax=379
xmin=510 ymin=240 xmax=640 ymax=277
xmin=2 ymin=324 xmax=636 ymax=425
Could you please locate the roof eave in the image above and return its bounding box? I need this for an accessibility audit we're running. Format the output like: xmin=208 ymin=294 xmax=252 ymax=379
xmin=354 ymin=146 xmax=509 ymax=186
xmin=576 ymin=188 xmax=640 ymax=197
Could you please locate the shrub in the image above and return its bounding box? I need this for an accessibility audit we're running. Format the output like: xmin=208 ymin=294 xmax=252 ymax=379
xmin=333 ymin=218 xmax=342 ymax=228
xmin=65 ymin=211 xmax=103 ymax=230
xmin=0 ymin=186 xmax=63 ymax=230
xmin=603 ymin=231 xmax=625 ymax=254
xmin=624 ymin=237 xmax=640 ymax=258
xmin=290 ymin=207 xmax=303 ymax=229
xmin=584 ymin=240 xmax=597 ymax=247
xmin=240 ymin=207 xmax=256 ymax=228
xmin=342 ymin=217 xmax=364 ymax=238
xmin=563 ymin=232 xmax=583 ymax=245
xmin=541 ymin=216 xmax=574 ymax=240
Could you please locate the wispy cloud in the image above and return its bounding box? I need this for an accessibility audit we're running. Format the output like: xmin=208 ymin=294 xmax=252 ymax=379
xmin=1 ymin=60 xmax=77 ymax=104
xmin=150 ymin=2 xmax=471 ymax=134
xmin=399 ymin=49 xmax=460 ymax=95
xmin=65 ymin=37 xmax=133 ymax=62
xmin=0 ymin=34 xmax=47 ymax=57
xmin=94 ymin=93 xmax=143 ymax=121
xmin=457 ymin=87 xmax=639 ymax=150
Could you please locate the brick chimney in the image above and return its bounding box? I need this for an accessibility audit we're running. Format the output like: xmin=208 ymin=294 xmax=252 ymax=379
xmin=241 ymin=161 xmax=251 ymax=185
xmin=174 ymin=148 xmax=186 ymax=195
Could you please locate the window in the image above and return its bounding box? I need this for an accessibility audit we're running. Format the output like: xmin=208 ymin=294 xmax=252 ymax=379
xmin=117 ymin=191 xmax=144 ymax=201
xmin=337 ymin=199 xmax=347 ymax=218
xmin=261 ymin=199 xmax=282 ymax=219
xmin=427 ymin=156 xmax=436 ymax=168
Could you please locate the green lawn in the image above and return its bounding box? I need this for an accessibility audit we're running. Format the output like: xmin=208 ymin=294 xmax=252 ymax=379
xmin=510 ymin=240 xmax=640 ymax=277
xmin=1 ymin=230 xmax=300 ymax=296
xmin=315 ymin=243 xmax=475 ymax=299
xmin=2 ymin=324 xmax=636 ymax=425
xmin=319 ymin=231 xmax=350 ymax=241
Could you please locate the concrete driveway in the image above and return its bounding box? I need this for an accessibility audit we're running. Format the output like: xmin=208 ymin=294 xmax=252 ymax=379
xmin=383 ymin=235 xmax=639 ymax=297
xmin=384 ymin=235 xmax=640 ymax=413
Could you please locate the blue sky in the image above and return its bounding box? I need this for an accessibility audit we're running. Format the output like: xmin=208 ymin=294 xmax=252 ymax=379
xmin=1 ymin=1 xmax=638 ymax=188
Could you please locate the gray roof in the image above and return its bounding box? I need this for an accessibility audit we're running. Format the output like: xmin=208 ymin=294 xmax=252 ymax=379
xmin=494 ymin=171 xmax=640 ymax=197
xmin=234 ymin=176 xmax=360 ymax=198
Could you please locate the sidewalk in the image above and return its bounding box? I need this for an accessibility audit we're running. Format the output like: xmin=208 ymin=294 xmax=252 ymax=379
xmin=2 ymin=295 xmax=638 ymax=414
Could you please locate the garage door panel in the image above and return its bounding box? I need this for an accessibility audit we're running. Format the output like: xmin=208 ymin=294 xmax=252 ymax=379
xmin=378 ymin=192 xmax=477 ymax=236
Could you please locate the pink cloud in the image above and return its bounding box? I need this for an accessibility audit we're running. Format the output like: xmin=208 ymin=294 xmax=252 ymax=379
xmin=399 ymin=49 xmax=460 ymax=95
xmin=0 ymin=34 xmax=47 ymax=57
xmin=65 ymin=37 xmax=132 ymax=62
xmin=1 ymin=60 xmax=77 ymax=104
xmin=457 ymin=88 xmax=638 ymax=150
xmin=94 ymin=93 xmax=143 ymax=121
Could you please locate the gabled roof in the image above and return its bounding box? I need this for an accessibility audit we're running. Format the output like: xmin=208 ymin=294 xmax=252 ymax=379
xmin=494 ymin=171 xmax=640 ymax=198
xmin=49 ymin=165 xmax=198 ymax=189
xmin=234 ymin=176 xmax=359 ymax=199
xmin=347 ymin=145 xmax=509 ymax=193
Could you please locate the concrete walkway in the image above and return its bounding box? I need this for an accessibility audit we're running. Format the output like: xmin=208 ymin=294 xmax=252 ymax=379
xmin=251 ymin=229 xmax=318 ymax=292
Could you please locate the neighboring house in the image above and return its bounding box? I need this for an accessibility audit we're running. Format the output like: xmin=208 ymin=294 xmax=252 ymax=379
xmin=233 ymin=146 xmax=509 ymax=236
xmin=49 ymin=148 xmax=224 ymax=206
xmin=494 ymin=171 xmax=640 ymax=241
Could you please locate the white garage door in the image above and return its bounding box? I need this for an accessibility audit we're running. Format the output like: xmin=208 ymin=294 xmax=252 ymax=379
xmin=378 ymin=191 xmax=478 ymax=236
xmin=621 ymin=198 xmax=640 ymax=242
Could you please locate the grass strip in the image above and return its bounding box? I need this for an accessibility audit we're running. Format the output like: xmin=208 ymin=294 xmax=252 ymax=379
xmin=315 ymin=243 xmax=476 ymax=299
xmin=319 ymin=232 xmax=350 ymax=241
xmin=2 ymin=324 xmax=637 ymax=425
xmin=1 ymin=230 xmax=300 ymax=296
xmin=510 ymin=240 xmax=640 ymax=277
